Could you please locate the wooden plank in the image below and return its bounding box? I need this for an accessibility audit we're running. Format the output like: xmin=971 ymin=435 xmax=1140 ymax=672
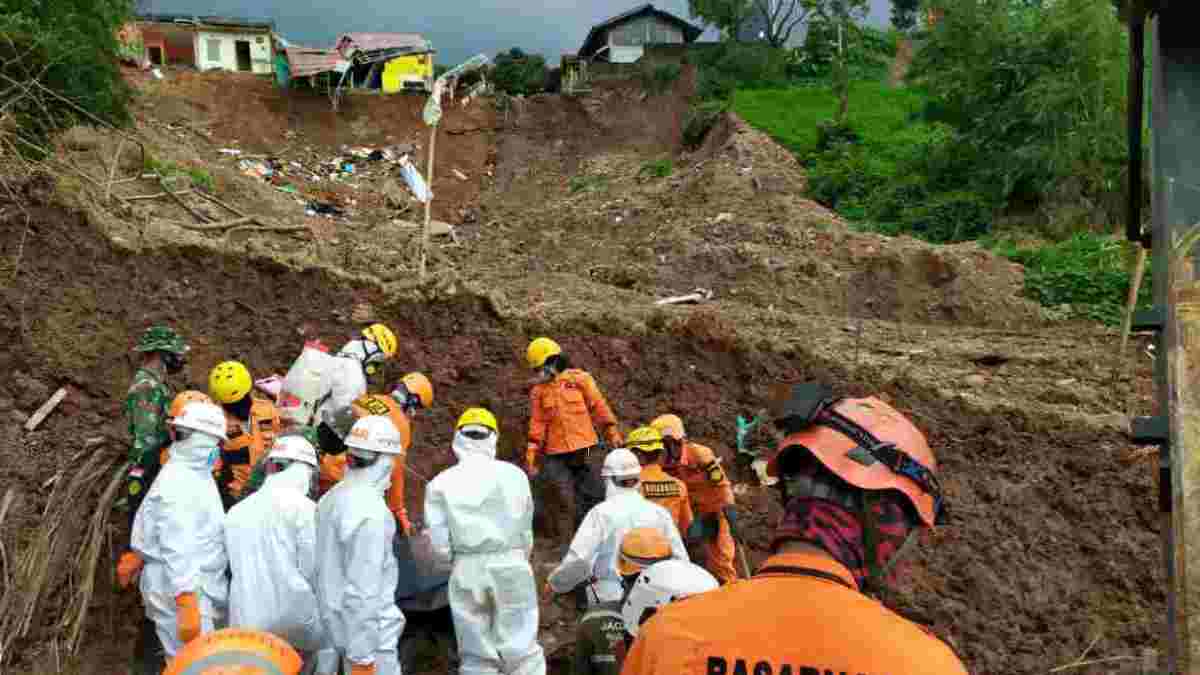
xmin=23 ymin=387 xmax=67 ymax=432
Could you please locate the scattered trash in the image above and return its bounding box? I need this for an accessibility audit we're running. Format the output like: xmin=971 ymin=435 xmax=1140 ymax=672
xmin=151 ymin=68 xmax=164 ymax=80
xmin=276 ymin=184 xmax=298 ymax=194
xmin=239 ymin=158 xmax=273 ymax=179
xmin=656 ymin=288 xmax=714 ymax=306
xmin=24 ymin=387 xmax=68 ymax=432
xmin=343 ymin=162 xmax=355 ymax=174
xmin=219 ymin=148 xmax=242 ymax=156
xmin=399 ymin=157 xmax=432 ymax=203
xmin=306 ymin=201 xmax=345 ymax=217
xmin=452 ymin=168 xmax=469 ymax=181
xmin=368 ymin=149 xmax=385 ymax=161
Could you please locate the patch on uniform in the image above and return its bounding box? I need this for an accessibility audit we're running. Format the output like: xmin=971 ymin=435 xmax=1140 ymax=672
xmin=643 ymin=480 xmax=681 ymax=498
xmin=358 ymin=396 xmax=392 ymax=417
xmin=704 ymin=461 xmax=726 ymax=483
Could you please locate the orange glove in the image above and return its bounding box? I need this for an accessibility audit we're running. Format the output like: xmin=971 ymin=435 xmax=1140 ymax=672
xmin=116 ymin=551 xmax=144 ymax=590
xmin=605 ymin=425 xmax=623 ymax=448
xmin=397 ymin=511 xmax=413 ymax=537
xmin=350 ymin=664 xmax=377 ymax=675
xmin=175 ymin=592 xmax=202 ymax=644
xmin=525 ymin=444 xmax=540 ymax=477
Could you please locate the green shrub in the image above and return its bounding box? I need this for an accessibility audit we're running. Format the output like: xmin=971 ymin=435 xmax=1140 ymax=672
xmin=694 ymin=43 xmax=789 ymax=101
xmin=683 ymin=100 xmax=728 ymax=148
xmin=897 ymin=190 xmax=995 ymax=243
xmin=639 ymin=159 xmax=674 ymax=178
xmin=491 ymin=48 xmax=546 ymax=96
xmin=641 ymin=64 xmax=681 ymax=96
xmin=988 ymin=233 xmax=1152 ymax=325
xmin=569 ymin=175 xmax=608 ymax=193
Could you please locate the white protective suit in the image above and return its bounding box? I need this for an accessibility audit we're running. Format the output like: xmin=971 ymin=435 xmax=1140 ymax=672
xmin=315 ymin=453 xmax=404 ymax=674
xmin=424 ymin=429 xmax=545 ymax=675
xmin=546 ymin=479 xmax=688 ymax=604
xmin=224 ymin=462 xmax=326 ymax=658
xmin=131 ymin=432 xmax=229 ymax=657
xmin=315 ymin=341 xmax=372 ymax=429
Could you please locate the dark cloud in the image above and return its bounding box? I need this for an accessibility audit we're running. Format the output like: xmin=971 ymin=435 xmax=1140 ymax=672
xmin=137 ymin=0 xmax=891 ymax=67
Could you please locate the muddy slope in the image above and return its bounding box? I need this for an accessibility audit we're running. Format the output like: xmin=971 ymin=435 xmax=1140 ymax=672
xmin=0 ymin=184 xmax=1159 ymax=674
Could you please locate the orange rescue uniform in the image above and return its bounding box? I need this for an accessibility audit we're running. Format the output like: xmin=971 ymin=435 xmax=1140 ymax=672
xmin=639 ymin=464 xmax=692 ymax=537
xmin=318 ymin=393 xmax=413 ymax=534
xmin=663 ymin=441 xmax=737 ymax=585
xmin=526 ymin=369 xmax=619 ymax=470
xmin=219 ymin=398 xmax=281 ymax=500
xmin=620 ymin=551 xmax=968 ymax=675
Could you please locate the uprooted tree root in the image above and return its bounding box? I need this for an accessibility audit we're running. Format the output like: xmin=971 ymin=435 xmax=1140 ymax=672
xmin=0 ymin=443 xmax=125 ymax=667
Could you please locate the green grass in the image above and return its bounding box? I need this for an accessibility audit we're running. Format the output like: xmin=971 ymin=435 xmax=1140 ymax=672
xmin=638 ymin=158 xmax=674 ymax=179
xmin=733 ymin=81 xmax=927 ymax=156
xmin=984 ymin=232 xmax=1151 ymax=325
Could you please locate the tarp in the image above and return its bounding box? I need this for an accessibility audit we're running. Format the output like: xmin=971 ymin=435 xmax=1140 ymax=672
xmin=422 ymin=53 xmax=489 ymax=127
xmin=393 ymin=530 xmax=452 ymax=612
xmin=285 ymin=47 xmax=348 ymax=79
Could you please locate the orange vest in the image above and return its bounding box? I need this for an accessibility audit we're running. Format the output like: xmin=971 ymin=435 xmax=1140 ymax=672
xmin=640 ymin=464 xmax=693 ymax=536
xmin=663 ymin=442 xmax=734 ymax=515
xmin=220 ymin=398 xmax=280 ymax=499
xmin=527 ymin=369 xmax=617 ymax=456
xmin=621 ymin=552 xmax=968 ymax=675
xmin=318 ymin=393 xmax=412 ymax=531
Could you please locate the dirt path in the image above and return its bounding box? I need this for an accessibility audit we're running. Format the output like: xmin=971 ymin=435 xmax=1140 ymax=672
xmin=891 ymin=37 xmax=915 ymax=87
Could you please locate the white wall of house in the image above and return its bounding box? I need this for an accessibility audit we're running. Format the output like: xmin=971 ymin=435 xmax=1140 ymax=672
xmin=606 ymin=16 xmax=685 ymax=64
xmin=195 ymin=31 xmax=273 ymax=74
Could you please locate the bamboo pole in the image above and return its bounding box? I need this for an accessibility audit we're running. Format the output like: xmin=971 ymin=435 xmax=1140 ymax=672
xmin=420 ymin=123 xmax=437 ymax=281
xmin=1122 ymin=246 xmax=1150 ymax=354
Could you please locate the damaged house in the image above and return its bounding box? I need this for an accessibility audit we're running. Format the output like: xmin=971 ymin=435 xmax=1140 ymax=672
xmin=124 ymin=14 xmax=275 ymax=74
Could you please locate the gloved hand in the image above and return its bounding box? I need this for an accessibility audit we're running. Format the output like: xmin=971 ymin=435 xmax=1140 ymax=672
xmin=116 ymin=551 xmax=144 ymax=590
xmin=604 ymin=425 xmax=623 ymax=448
xmin=397 ymin=511 xmax=414 ymax=537
xmin=350 ymin=663 xmax=377 ymax=675
xmin=175 ymin=592 xmax=202 ymax=644
xmin=526 ymin=444 xmax=540 ymax=478
xmin=723 ymin=506 xmax=739 ymax=536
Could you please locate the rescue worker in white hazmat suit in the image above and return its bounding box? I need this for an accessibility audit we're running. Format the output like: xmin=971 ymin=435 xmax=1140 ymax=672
xmin=424 ymin=408 xmax=546 ymax=675
xmin=545 ymin=448 xmax=688 ymax=606
xmin=224 ymin=433 xmax=334 ymax=674
xmin=315 ymin=415 xmax=406 ymax=675
xmin=313 ymin=325 xmax=397 ymax=438
xmin=132 ymin=400 xmax=230 ymax=663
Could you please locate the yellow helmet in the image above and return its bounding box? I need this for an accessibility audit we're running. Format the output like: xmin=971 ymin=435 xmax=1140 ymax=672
xmin=526 ymin=337 xmax=562 ymax=369
xmin=208 ymin=361 xmax=252 ymax=404
xmin=457 ymin=407 xmax=499 ymax=434
xmin=362 ymin=323 xmax=398 ymax=358
xmin=617 ymin=527 xmax=673 ymax=576
xmin=626 ymin=425 xmax=665 ymax=453
xmin=650 ymin=414 xmax=685 ymax=440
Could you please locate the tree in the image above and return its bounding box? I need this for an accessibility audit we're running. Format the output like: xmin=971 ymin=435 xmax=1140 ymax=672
xmin=688 ymin=0 xmax=754 ymax=40
xmin=891 ymin=0 xmax=920 ymax=30
xmin=811 ymin=0 xmax=869 ymax=123
xmin=751 ymin=0 xmax=816 ymax=47
xmin=491 ymin=47 xmax=546 ymax=96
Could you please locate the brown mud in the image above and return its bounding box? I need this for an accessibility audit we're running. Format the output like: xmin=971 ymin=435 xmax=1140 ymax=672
xmin=0 ymin=67 xmax=1163 ymax=675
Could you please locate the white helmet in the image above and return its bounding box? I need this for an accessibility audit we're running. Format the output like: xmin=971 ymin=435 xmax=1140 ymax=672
xmin=171 ymin=401 xmax=228 ymax=441
xmin=621 ymin=560 xmax=718 ymax=637
xmin=601 ymin=447 xmax=642 ymax=479
xmin=267 ymin=434 xmax=319 ymax=468
xmin=344 ymin=415 xmax=404 ymax=455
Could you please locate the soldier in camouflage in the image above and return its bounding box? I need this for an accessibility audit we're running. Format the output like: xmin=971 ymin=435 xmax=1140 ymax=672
xmin=121 ymin=325 xmax=189 ymax=526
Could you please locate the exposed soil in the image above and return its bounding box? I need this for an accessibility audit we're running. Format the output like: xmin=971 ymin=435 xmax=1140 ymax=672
xmin=0 ymin=67 xmax=1164 ymax=675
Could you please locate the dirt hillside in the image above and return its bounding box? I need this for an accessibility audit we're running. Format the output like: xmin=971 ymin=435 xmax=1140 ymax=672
xmin=0 ymin=66 xmax=1162 ymax=675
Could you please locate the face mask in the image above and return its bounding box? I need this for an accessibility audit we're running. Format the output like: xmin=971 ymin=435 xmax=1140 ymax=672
xmin=162 ymin=352 xmax=186 ymax=375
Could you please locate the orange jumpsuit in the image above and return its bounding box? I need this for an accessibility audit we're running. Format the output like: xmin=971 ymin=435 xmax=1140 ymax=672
xmin=219 ymin=398 xmax=281 ymax=502
xmin=525 ymin=369 xmax=620 ymax=470
xmin=318 ymin=393 xmax=413 ymax=534
xmin=621 ymin=551 xmax=968 ymax=675
xmin=639 ymin=464 xmax=693 ymax=538
xmin=663 ymin=442 xmax=737 ymax=585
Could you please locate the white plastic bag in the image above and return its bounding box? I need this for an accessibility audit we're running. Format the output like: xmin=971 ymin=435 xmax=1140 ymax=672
xmin=278 ymin=342 xmax=334 ymax=427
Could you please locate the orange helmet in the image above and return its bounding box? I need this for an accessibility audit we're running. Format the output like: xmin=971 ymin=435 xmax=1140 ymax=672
xmin=617 ymin=527 xmax=673 ymax=576
xmin=396 ymin=372 xmax=434 ymax=410
xmin=168 ymin=390 xmax=213 ymax=420
xmin=650 ymin=414 xmax=685 ymax=440
xmin=164 ymin=628 xmax=301 ymax=675
xmin=767 ymin=396 xmax=942 ymax=528
xmin=350 ymin=393 xmax=412 ymax=453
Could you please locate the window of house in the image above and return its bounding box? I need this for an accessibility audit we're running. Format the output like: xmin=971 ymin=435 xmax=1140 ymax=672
xmin=207 ymin=38 xmax=221 ymax=62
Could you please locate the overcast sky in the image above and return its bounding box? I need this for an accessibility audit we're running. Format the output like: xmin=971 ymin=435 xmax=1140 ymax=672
xmin=137 ymin=0 xmax=892 ymax=66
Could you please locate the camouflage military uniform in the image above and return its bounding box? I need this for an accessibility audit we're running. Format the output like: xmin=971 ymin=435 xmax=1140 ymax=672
xmin=123 ymin=367 xmax=173 ymax=521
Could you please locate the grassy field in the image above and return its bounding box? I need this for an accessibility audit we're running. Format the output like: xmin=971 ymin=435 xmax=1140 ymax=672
xmin=732 ymin=81 xmax=928 ymax=156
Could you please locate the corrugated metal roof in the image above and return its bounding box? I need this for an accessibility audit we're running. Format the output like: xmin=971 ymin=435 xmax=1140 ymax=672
xmin=336 ymin=33 xmax=431 ymax=54
xmin=285 ymin=48 xmax=348 ymax=78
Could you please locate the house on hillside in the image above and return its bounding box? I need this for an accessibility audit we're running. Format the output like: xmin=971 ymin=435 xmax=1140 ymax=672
xmin=335 ymin=33 xmax=435 ymax=93
xmin=577 ymin=4 xmax=704 ymax=64
xmin=122 ymin=14 xmax=275 ymax=74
